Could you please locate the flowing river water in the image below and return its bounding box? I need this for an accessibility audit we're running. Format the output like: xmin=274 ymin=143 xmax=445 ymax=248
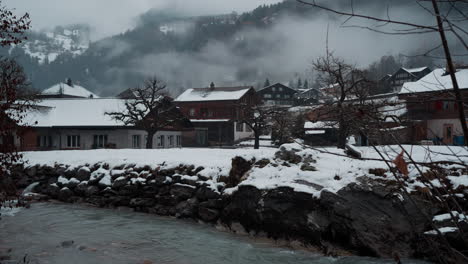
xmin=0 ymin=202 xmax=428 ymax=264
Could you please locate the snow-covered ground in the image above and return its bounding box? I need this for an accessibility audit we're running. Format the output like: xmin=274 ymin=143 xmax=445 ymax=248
xmin=21 ymin=144 xmax=468 ymax=198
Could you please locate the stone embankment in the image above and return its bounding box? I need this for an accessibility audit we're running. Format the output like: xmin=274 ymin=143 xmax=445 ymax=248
xmin=9 ymin=147 xmax=468 ymax=263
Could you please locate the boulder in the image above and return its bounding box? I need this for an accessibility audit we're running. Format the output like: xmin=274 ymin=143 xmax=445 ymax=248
xmin=196 ymin=186 xmax=221 ymax=201
xmin=112 ymin=176 xmax=128 ymax=190
xmin=153 ymin=176 xmax=169 ymax=186
xmin=75 ymin=182 xmax=88 ymax=196
xmin=198 ymin=206 xmax=220 ymax=222
xmin=45 ymin=184 xmax=60 ymax=198
xmin=275 ymin=147 xmax=302 ymax=164
xmin=66 ymin=178 xmax=81 ymax=189
xmin=76 ymin=167 xmax=91 ymax=181
xmin=118 ymin=184 xmax=139 ymax=197
xmin=199 ymin=199 xmax=225 ymax=210
xmin=25 ymin=166 xmax=37 ymax=177
xmin=88 ymin=168 xmax=109 ymax=185
xmin=85 ymin=186 xmax=100 ymax=197
xmin=58 ymin=187 xmax=74 ymax=202
xmin=223 ymin=157 xmax=253 ymax=188
xmin=170 ymin=184 xmax=196 ymax=201
xmin=130 ymin=198 xmax=155 ymax=208
xmin=175 ymin=198 xmax=198 ymax=218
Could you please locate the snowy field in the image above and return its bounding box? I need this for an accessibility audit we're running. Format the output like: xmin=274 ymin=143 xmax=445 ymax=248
xmin=22 ymin=145 xmax=468 ymax=197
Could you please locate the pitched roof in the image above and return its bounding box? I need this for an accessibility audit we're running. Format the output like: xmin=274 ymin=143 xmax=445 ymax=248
xmin=402 ymin=66 xmax=429 ymax=74
xmin=399 ymin=68 xmax=468 ymax=94
xmin=174 ymin=86 xmax=253 ymax=102
xmin=22 ymin=98 xmax=127 ymax=127
xmin=41 ymin=82 xmax=100 ymax=98
xmin=258 ymin=83 xmax=296 ymax=93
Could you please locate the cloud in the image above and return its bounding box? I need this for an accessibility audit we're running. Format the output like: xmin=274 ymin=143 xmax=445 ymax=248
xmin=3 ymin=0 xmax=282 ymax=40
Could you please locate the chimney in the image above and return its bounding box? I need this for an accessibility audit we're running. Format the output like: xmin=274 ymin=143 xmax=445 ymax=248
xmin=65 ymin=78 xmax=73 ymax=87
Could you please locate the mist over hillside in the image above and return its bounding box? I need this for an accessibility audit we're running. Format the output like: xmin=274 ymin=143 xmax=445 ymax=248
xmin=2 ymin=0 xmax=465 ymax=96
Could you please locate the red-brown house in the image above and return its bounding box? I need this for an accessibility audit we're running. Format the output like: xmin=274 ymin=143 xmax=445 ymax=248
xmin=174 ymin=85 xmax=257 ymax=147
xmin=399 ymin=68 xmax=468 ymax=145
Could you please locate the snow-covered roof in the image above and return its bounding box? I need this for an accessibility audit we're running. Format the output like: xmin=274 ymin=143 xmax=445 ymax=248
xmin=175 ymin=86 xmax=252 ymax=102
xmin=400 ymin=68 xmax=468 ymax=94
xmin=190 ymin=119 xmax=230 ymax=122
xmin=402 ymin=66 xmax=429 ymax=74
xmin=41 ymin=82 xmax=99 ymax=98
xmin=304 ymin=121 xmax=338 ymax=129
xmin=23 ymin=98 xmax=127 ymax=127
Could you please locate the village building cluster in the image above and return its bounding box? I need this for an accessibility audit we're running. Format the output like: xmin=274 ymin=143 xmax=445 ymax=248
xmin=8 ymin=65 xmax=468 ymax=151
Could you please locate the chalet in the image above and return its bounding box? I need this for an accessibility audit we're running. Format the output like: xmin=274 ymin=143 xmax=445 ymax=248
xmin=399 ymin=67 xmax=468 ymax=145
xmin=295 ymin=88 xmax=320 ymax=105
xmin=386 ymin=67 xmax=432 ymax=93
xmin=17 ymin=98 xmax=191 ymax=151
xmin=257 ymin=83 xmax=296 ymax=106
xmin=174 ymin=85 xmax=257 ymax=147
xmin=39 ymin=78 xmax=99 ymax=99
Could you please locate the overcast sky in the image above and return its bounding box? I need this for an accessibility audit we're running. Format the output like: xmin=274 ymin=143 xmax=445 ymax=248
xmin=4 ymin=0 xmax=283 ymax=39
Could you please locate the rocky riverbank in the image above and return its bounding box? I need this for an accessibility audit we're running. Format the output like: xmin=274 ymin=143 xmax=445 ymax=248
xmin=8 ymin=146 xmax=468 ymax=263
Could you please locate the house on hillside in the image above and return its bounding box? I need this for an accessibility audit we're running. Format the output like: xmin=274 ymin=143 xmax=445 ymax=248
xmin=174 ymin=84 xmax=257 ymax=147
xmin=39 ymin=78 xmax=99 ymax=99
xmin=399 ymin=67 xmax=468 ymax=145
xmin=257 ymin=83 xmax=296 ymax=106
xmin=386 ymin=67 xmax=432 ymax=93
xmin=17 ymin=98 xmax=192 ymax=151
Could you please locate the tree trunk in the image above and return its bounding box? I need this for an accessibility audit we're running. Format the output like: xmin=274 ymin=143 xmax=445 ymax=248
xmin=146 ymin=131 xmax=156 ymax=149
xmin=431 ymin=0 xmax=468 ymax=146
xmin=254 ymin=132 xmax=260 ymax=149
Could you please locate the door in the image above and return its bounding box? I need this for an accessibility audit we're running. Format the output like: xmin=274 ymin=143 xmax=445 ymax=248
xmin=443 ymin=124 xmax=454 ymax=145
xmin=196 ymin=129 xmax=208 ymax=146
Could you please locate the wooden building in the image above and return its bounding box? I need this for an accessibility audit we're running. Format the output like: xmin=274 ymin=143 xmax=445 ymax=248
xmin=174 ymin=85 xmax=257 ymax=147
xmin=386 ymin=67 xmax=432 ymax=93
xmin=257 ymin=83 xmax=296 ymax=106
xmin=399 ymin=68 xmax=468 ymax=145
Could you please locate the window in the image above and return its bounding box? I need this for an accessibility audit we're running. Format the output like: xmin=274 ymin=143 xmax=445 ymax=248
xmin=276 ymin=94 xmax=281 ymax=98
xmin=279 ymin=87 xmax=283 ymax=91
xmin=443 ymin=101 xmax=450 ymax=110
xmin=37 ymin=136 xmax=52 ymax=148
xmin=132 ymin=135 xmax=141 ymax=148
xmin=264 ymin=94 xmax=272 ymax=99
xmin=176 ymin=135 xmax=182 ymax=146
xmin=93 ymin=135 xmax=108 ymax=148
xmin=189 ymin=108 xmax=196 ymax=116
xmin=157 ymin=135 xmax=165 ymax=147
xmin=168 ymin=135 xmax=174 ymax=146
xmin=236 ymin=122 xmax=244 ymax=132
xmin=67 ymin=135 xmax=80 ymax=148
xmin=200 ymin=108 xmax=208 ymax=117
xmin=284 ymin=94 xmax=291 ymax=99
xmin=272 ymin=87 xmax=276 ymax=92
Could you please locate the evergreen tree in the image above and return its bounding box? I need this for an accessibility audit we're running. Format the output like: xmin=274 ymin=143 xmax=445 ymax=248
xmin=303 ymin=80 xmax=309 ymax=89
xmin=264 ymin=78 xmax=271 ymax=87
xmin=296 ymin=78 xmax=302 ymax=89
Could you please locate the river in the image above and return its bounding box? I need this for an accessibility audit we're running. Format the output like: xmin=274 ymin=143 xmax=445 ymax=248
xmin=0 ymin=203 xmax=427 ymax=264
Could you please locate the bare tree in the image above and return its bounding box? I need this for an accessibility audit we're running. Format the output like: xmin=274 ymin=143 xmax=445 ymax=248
xmin=106 ymin=77 xmax=183 ymax=149
xmin=313 ymin=52 xmax=373 ymax=148
xmin=271 ymin=107 xmax=295 ymax=146
xmin=0 ymin=1 xmax=31 ymax=205
xmin=297 ymin=0 xmax=468 ymax=145
xmin=241 ymin=105 xmax=273 ymax=149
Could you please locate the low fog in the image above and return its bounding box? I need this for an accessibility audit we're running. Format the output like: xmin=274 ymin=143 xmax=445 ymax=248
xmin=98 ymin=8 xmax=441 ymax=95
